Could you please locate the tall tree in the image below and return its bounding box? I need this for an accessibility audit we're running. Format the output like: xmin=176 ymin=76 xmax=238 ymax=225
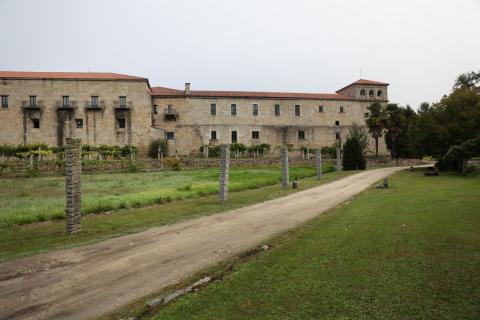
xmin=364 ymin=102 xmax=384 ymax=157
xmin=383 ymin=103 xmax=406 ymax=159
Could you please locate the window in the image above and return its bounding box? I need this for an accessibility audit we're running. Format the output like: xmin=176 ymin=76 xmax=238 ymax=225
xmin=117 ymin=118 xmax=126 ymax=129
xmin=119 ymin=96 xmax=127 ymax=108
xmin=166 ymin=131 xmax=175 ymax=140
xmin=274 ymin=104 xmax=280 ymax=116
xmin=75 ymin=119 xmax=83 ymax=129
xmin=252 ymin=104 xmax=258 ymax=116
xmin=294 ymin=104 xmax=301 ymax=117
xmin=153 ymin=105 xmax=158 ymax=115
xmin=369 ymin=90 xmax=374 ymax=97
xmin=335 ymin=120 xmax=340 ymax=126
xmin=339 ymin=106 xmax=345 ymax=113
xmin=1 ymin=95 xmax=7 ymax=108
xmin=377 ymin=90 xmax=383 ymax=97
xmin=360 ymin=89 xmax=366 ymax=96
xmin=210 ymin=103 xmax=216 ymax=116
xmin=252 ymin=130 xmax=260 ymax=139
xmin=62 ymin=96 xmax=69 ymax=107
xmin=210 ymin=130 xmax=217 ymax=140
xmin=319 ymin=105 xmax=324 ymax=113
xmin=231 ymin=104 xmax=237 ymax=116
xmin=336 ymin=133 xmax=341 ymax=140
xmin=91 ymin=96 xmax=98 ymax=107
xmin=32 ymin=119 xmax=40 ymax=128
xmin=29 ymin=95 xmax=37 ymax=107
xmin=298 ymin=130 xmax=305 ymax=140
xmin=231 ymin=130 xmax=238 ymax=143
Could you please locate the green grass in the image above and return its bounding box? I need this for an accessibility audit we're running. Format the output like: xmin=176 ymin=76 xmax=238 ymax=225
xmin=0 ymin=165 xmax=332 ymax=228
xmin=0 ymin=169 xmax=349 ymax=262
xmin=146 ymin=171 xmax=480 ymax=320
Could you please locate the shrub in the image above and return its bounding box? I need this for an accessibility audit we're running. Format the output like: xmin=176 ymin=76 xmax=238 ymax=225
xmin=321 ymin=163 xmax=337 ymax=173
xmin=148 ymin=139 xmax=168 ymax=158
xmin=177 ymin=183 xmax=192 ymax=192
xmin=342 ymin=137 xmax=366 ymax=170
xmin=230 ymin=143 xmax=247 ymax=154
xmin=165 ymin=158 xmax=183 ymax=171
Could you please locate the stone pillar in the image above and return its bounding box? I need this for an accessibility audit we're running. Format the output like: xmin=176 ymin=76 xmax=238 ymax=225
xmin=316 ymin=149 xmax=322 ymax=179
xmin=218 ymin=144 xmax=230 ymax=202
xmin=65 ymin=138 xmax=82 ymax=234
xmin=336 ymin=139 xmax=342 ymax=172
xmin=281 ymin=146 xmax=289 ymax=189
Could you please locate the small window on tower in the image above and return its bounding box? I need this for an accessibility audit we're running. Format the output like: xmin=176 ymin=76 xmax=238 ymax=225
xmin=377 ymin=90 xmax=383 ymax=97
xmin=252 ymin=104 xmax=259 ymax=116
xmin=369 ymin=90 xmax=374 ymax=97
xmin=295 ymin=105 xmax=301 ymax=117
xmin=339 ymin=106 xmax=345 ymax=113
xmin=32 ymin=119 xmax=40 ymax=129
xmin=210 ymin=103 xmax=216 ymax=116
xmin=153 ymin=105 xmax=158 ymax=115
xmin=319 ymin=105 xmax=324 ymax=113
xmin=231 ymin=104 xmax=237 ymax=116
xmin=75 ymin=119 xmax=83 ymax=129
xmin=360 ymin=89 xmax=366 ymax=96
xmin=274 ymin=104 xmax=280 ymax=116
xmin=1 ymin=95 xmax=8 ymax=108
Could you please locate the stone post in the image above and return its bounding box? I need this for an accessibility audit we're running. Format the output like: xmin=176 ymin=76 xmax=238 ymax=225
xmin=218 ymin=144 xmax=230 ymax=202
xmin=281 ymin=146 xmax=289 ymax=188
xmin=65 ymin=138 xmax=82 ymax=234
xmin=316 ymin=149 xmax=322 ymax=179
xmin=157 ymin=146 xmax=161 ymax=160
xmin=336 ymin=139 xmax=342 ymax=172
xmin=160 ymin=151 xmax=164 ymax=170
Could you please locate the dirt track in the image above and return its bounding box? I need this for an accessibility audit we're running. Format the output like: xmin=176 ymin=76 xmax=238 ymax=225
xmin=0 ymin=167 xmax=410 ymax=320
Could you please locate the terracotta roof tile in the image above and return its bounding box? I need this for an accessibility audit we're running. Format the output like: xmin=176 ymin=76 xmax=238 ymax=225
xmin=151 ymin=86 xmax=352 ymax=100
xmin=0 ymin=71 xmax=147 ymax=81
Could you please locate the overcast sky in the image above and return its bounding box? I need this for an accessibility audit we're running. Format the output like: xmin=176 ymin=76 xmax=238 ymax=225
xmin=1 ymin=0 xmax=479 ymax=107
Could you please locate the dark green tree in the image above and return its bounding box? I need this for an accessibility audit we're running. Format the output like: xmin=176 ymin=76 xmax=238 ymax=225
xmin=383 ymin=103 xmax=406 ymax=159
xmin=364 ymin=102 xmax=384 ymax=157
xmin=342 ymin=137 xmax=366 ymax=170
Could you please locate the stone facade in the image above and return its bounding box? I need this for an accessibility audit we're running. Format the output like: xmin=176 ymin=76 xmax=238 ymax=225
xmin=0 ymin=72 xmax=389 ymax=156
xmin=0 ymin=73 xmax=152 ymax=151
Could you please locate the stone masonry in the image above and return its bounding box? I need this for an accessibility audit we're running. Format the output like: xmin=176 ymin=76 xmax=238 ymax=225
xmin=281 ymin=146 xmax=289 ymax=188
xmin=316 ymin=149 xmax=322 ymax=179
xmin=218 ymin=144 xmax=230 ymax=202
xmin=65 ymin=138 xmax=82 ymax=234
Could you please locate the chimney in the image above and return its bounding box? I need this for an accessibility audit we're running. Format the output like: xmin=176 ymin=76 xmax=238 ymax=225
xmin=184 ymin=82 xmax=191 ymax=95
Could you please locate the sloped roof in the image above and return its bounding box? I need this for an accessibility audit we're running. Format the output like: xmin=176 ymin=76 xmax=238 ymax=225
xmin=336 ymin=79 xmax=389 ymax=93
xmin=0 ymin=71 xmax=147 ymax=81
xmin=151 ymin=86 xmax=352 ymax=100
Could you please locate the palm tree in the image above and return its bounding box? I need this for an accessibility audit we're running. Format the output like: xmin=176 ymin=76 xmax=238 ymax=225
xmin=365 ymin=102 xmax=384 ymax=157
xmin=383 ymin=103 xmax=406 ymax=159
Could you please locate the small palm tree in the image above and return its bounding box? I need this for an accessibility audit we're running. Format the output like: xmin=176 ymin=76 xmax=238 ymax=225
xmin=365 ymin=102 xmax=384 ymax=157
xmin=383 ymin=103 xmax=406 ymax=159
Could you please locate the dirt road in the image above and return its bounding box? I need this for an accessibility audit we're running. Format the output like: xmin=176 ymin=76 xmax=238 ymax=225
xmin=0 ymin=167 xmax=410 ymax=320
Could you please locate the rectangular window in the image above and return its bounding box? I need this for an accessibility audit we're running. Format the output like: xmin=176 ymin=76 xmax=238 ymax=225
xmin=117 ymin=118 xmax=126 ymax=129
xmin=252 ymin=104 xmax=258 ymax=116
xmin=210 ymin=103 xmax=216 ymax=116
xmin=1 ymin=95 xmax=7 ymax=108
xmin=336 ymin=133 xmax=341 ymax=140
xmin=153 ymin=105 xmax=158 ymax=115
xmin=29 ymin=95 xmax=37 ymax=107
xmin=32 ymin=119 xmax=40 ymax=129
xmin=75 ymin=119 xmax=83 ymax=129
xmin=231 ymin=104 xmax=237 ymax=116
xmin=62 ymin=96 xmax=69 ymax=107
xmin=274 ymin=104 xmax=280 ymax=116
xmin=166 ymin=131 xmax=175 ymax=140
xmin=335 ymin=120 xmax=340 ymax=126
xmin=339 ymin=106 xmax=345 ymax=113
xmin=294 ymin=104 xmax=301 ymax=117
xmin=210 ymin=130 xmax=217 ymax=140
xmin=319 ymin=105 xmax=324 ymax=113
xmin=91 ymin=96 xmax=98 ymax=107
xmin=119 ymin=96 xmax=127 ymax=108
xmin=298 ymin=130 xmax=305 ymax=140
xmin=231 ymin=130 xmax=238 ymax=143
xmin=252 ymin=130 xmax=260 ymax=139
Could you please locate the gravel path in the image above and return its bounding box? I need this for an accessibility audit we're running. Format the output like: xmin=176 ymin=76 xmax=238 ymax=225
xmin=0 ymin=167 xmax=411 ymax=320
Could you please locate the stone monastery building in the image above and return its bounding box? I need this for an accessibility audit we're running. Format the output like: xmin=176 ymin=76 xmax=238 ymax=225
xmin=0 ymin=71 xmax=389 ymax=155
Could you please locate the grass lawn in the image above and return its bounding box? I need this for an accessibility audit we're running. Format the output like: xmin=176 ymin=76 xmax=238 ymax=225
xmin=146 ymin=171 xmax=480 ymax=320
xmin=0 ymin=165 xmax=328 ymax=227
xmin=0 ymin=169 xmax=350 ymax=262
